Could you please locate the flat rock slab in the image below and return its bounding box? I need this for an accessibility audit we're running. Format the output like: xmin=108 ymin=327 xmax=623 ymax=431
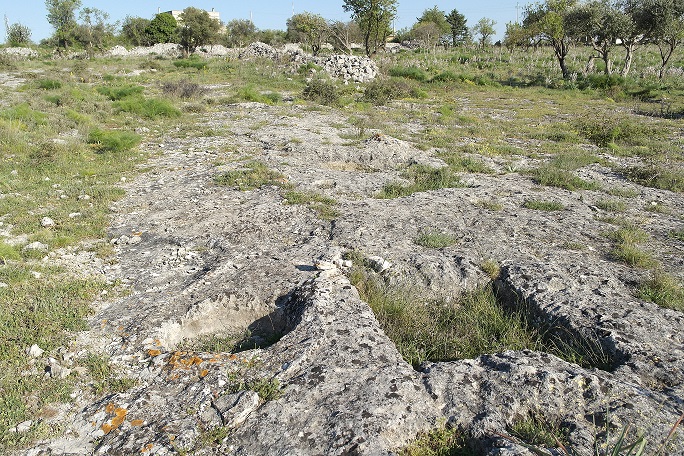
xmin=23 ymin=102 xmax=684 ymax=455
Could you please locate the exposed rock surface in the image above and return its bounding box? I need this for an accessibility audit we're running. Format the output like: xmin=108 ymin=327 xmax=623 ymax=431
xmin=22 ymin=100 xmax=684 ymax=455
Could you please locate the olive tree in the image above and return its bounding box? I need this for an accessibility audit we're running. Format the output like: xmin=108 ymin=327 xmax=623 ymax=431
xmin=178 ymin=7 xmax=220 ymax=55
xmin=45 ymin=0 xmax=81 ymax=49
xmin=287 ymin=12 xmax=329 ymax=55
xmin=343 ymin=0 xmax=397 ymax=56
xmin=472 ymin=18 xmax=496 ymax=47
xmin=145 ymin=12 xmax=177 ymax=45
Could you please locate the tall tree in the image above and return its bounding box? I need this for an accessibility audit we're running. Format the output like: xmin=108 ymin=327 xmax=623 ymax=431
xmin=445 ymin=9 xmax=468 ymax=46
xmin=224 ymin=19 xmax=256 ymax=47
xmin=45 ymin=0 xmax=82 ymax=49
xmin=343 ymin=0 xmax=397 ymax=56
xmin=6 ymin=22 xmax=32 ymax=46
xmin=523 ymin=0 xmax=578 ymax=79
xmin=472 ymin=18 xmax=496 ymax=47
xmin=416 ymin=6 xmax=449 ymax=35
xmin=627 ymin=0 xmax=684 ymax=78
xmin=178 ymin=7 xmax=221 ymax=55
xmin=121 ymin=16 xmax=151 ymax=47
xmin=145 ymin=13 xmax=177 ymax=44
xmin=329 ymin=20 xmax=362 ymax=54
xmin=287 ymin=12 xmax=330 ymax=55
xmin=75 ymin=7 xmax=114 ymax=56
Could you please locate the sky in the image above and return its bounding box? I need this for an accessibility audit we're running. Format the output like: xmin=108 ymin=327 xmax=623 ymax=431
xmin=3 ymin=1 xmax=523 ymax=44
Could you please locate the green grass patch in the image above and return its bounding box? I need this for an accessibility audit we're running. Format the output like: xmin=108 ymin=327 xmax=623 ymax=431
xmin=377 ymin=165 xmax=463 ymax=199
xmin=523 ymin=200 xmax=565 ymax=211
xmin=607 ymin=226 xmax=656 ymax=268
xmin=549 ymin=151 xmax=602 ymax=170
xmin=349 ymin=269 xmax=537 ymax=367
xmin=0 ymin=242 xmax=21 ymax=262
xmin=0 ymin=103 xmax=47 ymax=126
xmin=235 ymin=85 xmax=281 ymax=105
xmin=508 ymin=413 xmax=569 ymax=449
xmin=400 ymin=425 xmax=470 ymax=456
xmin=87 ymin=129 xmax=141 ymax=153
xmin=440 ymin=153 xmax=495 ymax=174
xmin=96 ymin=85 xmax=144 ymax=101
xmin=389 ymin=66 xmax=429 ymax=82
xmin=283 ymin=190 xmax=339 ymax=220
xmin=173 ymin=58 xmax=208 ymax=70
xmin=529 ymin=167 xmax=599 ymax=191
xmin=214 ymin=161 xmax=287 ymax=190
xmin=113 ymin=97 xmax=182 ymax=118
xmin=80 ymin=353 xmax=137 ymax=395
xmin=670 ymin=228 xmax=684 ymax=241
xmin=637 ymin=271 xmax=684 ymax=311
xmin=476 ymin=200 xmax=504 ymax=211
xmin=36 ymin=79 xmax=62 ymax=90
xmin=621 ymin=165 xmax=683 ymax=192
xmin=575 ymin=113 xmax=659 ymax=147
xmin=595 ymin=199 xmax=627 ymax=212
xmin=414 ymin=230 xmax=458 ymax=249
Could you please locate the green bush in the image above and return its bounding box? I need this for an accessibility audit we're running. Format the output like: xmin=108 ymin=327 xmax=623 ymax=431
xmin=575 ymin=114 xmax=658 ymax=147
xmin=362 ymin=79 xmax=415 ymax=105
xmin=303 ymin=79 xmax=340 ymax=106
xmin=96 ymin=85 xmax=144 ymax=101
xmin=87 ymin=129 xmax=141 ymax=153
xmin=36 ymin=79 xmax=62 ymax=90
xmin=113 ymin=97 xmax=181 ymax=118
xmin=389 ymin=66 xmax=429 ymax=82
xmin=161 ymin=80 xmax=207 ymax=99
xmin=579 ymin=73 xmax=625 ymax=90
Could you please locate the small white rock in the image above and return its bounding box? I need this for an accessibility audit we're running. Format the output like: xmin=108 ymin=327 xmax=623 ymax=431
xmin=30 ymin=271 xmax=42 ymax=279
xmin=78 ymin=194 xmax=91 ymax=200
xmin=68 ymin=212 xmax=82 ymax=218
xmin=41 ymin=217 xmax=55 ymax=228
xmin=10 ymin=170 xmax=18 ymax=176
xmin=27 ymin=344 xmax=45 ymax=358
xmin=23 ymin=242 xmax=49 ymax=252
xmin=0 ymin=282 xmax=7 ymax=288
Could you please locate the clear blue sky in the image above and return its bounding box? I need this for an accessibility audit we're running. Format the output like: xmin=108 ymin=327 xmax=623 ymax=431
xmin=4 ymin=1 xmax=522 ymax=44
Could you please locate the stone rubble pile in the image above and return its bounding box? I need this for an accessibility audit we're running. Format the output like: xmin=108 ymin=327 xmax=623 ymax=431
xmin=0 ymin=47 xmax=38 ymax=58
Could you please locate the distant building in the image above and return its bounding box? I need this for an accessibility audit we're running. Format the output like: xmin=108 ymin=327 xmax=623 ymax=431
xmin=158 ymin=8 xmax=221 ymax=24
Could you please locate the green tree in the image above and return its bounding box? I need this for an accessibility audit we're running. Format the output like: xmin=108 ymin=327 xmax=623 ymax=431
xmin=503 ymin=21 xmax=528 ymax=49
xmin=445 ymin=9 xmax=468 ymax=46
xmin=145 ymin=12 xmax=177 ymax=45
xmin=74 ymin=7 xmax=114 ymax=56
xmin=472 ymin=17 xmax=496 ymax=47
xmin=627 ymin=0 xmax=684 ymax=78
xmin=224 ymin=19 xmax=256 ymax=47
xmin=6 ymin=22 xmax=32 ymax=46
xmin=329 ymin=20 xmax=362 ymax=54
xmin=343 ymin=0 xmax=397 ymax=56
xmin=178 ymin=7 xmax=221 ymax=55
xmin=523 ymin=0 xmax=578 ymax=79
xmin=412 ymin=22 xmax=442 ymax=48
xmin=287 ymin=12 xmax=330 ymax=55
xmin=45 ymin=0 xmax=82 ymax=49
xmin=255 ymin=29 xmax=287 ymax=46
xmin=120 ymin=16 xmax=151 ymax=46
xmin=417 ymin=6 xmax=449 ymax=34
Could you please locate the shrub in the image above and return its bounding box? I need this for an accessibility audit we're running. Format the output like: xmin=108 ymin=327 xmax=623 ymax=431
xmin=608 ymin=226 xmax=656 ymax=268
xmin=113 ymin=97 xmax=181 ymax=118
xmin=595 ymin=199 xmax=627 ymax=212
xmin=96 ymin=85 xmax=144 ymax=101
xmin=579 ymin=73 xmax=625 ymax=90
xmin=389 ymin=66 xmax=429 ymax=82
xmin=283 ymin=190 xmax=339 ymax=220
xmin=36 ymin=79 xmax=62 ymax=90
xmin=401 ymin=426 xmax=469 ymax=456
xmin=303 ymin=79 xmax=340 ymax=106
xmin=362 ymin=79 xmax=415 ymax=105
xmin=161 ymin=80 xmax=207 ymax=99
xmin=575 ymin=114 xmax=658 ymax=148
xmin=0 ymin=103 xmax=47 ymax=126
xmin=87 ymin=129 xmax=141 ymax=153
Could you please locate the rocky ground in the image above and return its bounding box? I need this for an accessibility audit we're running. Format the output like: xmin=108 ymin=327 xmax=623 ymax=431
xmin=22 ymin=98 xmax=684 ymax=455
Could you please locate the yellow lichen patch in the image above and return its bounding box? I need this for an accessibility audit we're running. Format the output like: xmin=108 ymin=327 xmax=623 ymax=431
xmin=199 ymin=369 xmax=209 ymax=378
xmin=154 ymin=339 xmax=162 ymax=346
xmin=147 ymin=349 xmax=161 ymax=357
xmin=229 ymin=354 xmax=238 ymax=361
xmin=105 ymin=403 xmax=116 ymax=414
xmin=130 ymin=419 xmax=144 ymax=426
xmin=102 ymin=423 xmax=113 ymax=434
xmin=141 ymin=443 xmax=154 ymax=453
xmin=111 ymin=408 xmax=127 ymax=427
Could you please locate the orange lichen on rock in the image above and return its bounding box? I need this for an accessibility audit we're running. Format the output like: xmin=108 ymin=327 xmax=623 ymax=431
xmin=130 ymin=419 xmax=144 ymax=426
xmin=141 ymin=443 xmax=154 ymax=453
xmin=199 ymin=369 xmax=209 ymax=378
xmin=105 ymin=403 xmax=116 ymax=414
xmin=147 ymin=349 xmax=161 ymax=357
xmin=101 ymin=407 xmax=128 ymax=434
xmin=229 ymin=354 xmax=238 ymax=361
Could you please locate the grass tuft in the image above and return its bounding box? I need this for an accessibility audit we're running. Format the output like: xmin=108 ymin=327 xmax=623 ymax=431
xmin=529 ymin=167 xmax=599 ymax=191
xmin=400 ymin=425 xmax=470 ymax=456
xmin=523 ymin=200 xmax=565 ymax=211
xmin=637 ymin=271 xmax=684 ymax=311
xmin=377 ymin=165 xmax=462 ymax=199
xmin=214 ymin=161 xmax=287 ymax=190
xmin=414 ymin=230 xmax=458 ymax=249
xmin=87 ymin=129 xmax=141 ymax=153
xmin=114 ymin=97 xmax=182 ymax=118
xmin=283 ymin=190 xmax=339 ymax=220
xmin=621 ymin=166 xmax=683 ymax=193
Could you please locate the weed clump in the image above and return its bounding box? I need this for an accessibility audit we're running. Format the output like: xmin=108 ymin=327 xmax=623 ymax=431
xmin=362 ymin=79 xmax=416 ymax=105
xmin=621 ymin=165 xmax=683 ymax=193
xmin=283 ymin=190 xmax=339 ymax=220
xmin=36 ymin=79 xmax=62 ymax=90
xmin=114 ymin=97 xmax=181 ymax=118
xmin=235 ymin=85 xmax=281 ymax=104
xmin=401 ymin=425 xmax=470 ymax=456
xmin=96 ymin=85 xmax=144 ymax=101
xmin=637 ymin=271 xmax=684 ymax=311
xmin=389 ymin=66 xmax=429 ymax=82
xmin=214 ymin=161 xmax=287 ymax=190
xmin=607 ymin=226 xmax=656 ymax=268
xmin=414 ymin=230 xmax=458 ymax=249
xmin=377 ymin=165 xmax=463 ymax=199
xmin=173 ymin=57 xmax=208 ymax=70
xmin=161 ymin=80 xmax=207 ymax=99
xmin=523 ymin=200 xmax=565 ymax=211
xmin=529 ymin=167 xmax=599 ymax=191
xmin=87 ymin=129 xmax=141 ymax=153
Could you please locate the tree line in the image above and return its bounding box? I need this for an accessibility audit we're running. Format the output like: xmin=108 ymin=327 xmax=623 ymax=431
xmin=3 ymin=0 xmax=683 ymax=79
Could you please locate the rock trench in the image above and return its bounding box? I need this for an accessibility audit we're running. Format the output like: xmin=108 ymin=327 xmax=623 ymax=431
xmin=24 ymin=102 xmax=684 ymax=455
